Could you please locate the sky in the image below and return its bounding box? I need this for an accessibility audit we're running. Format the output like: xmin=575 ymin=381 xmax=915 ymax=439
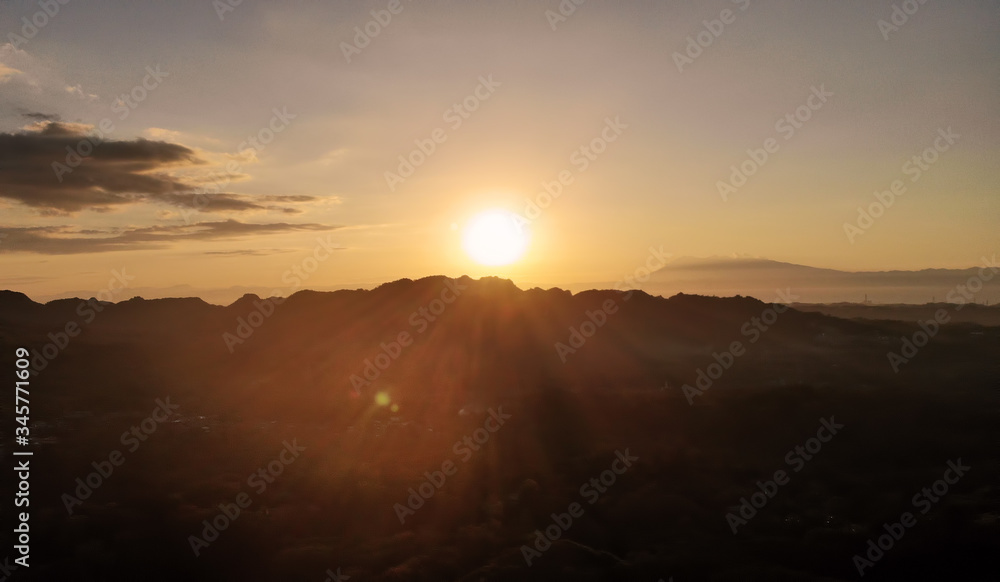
xmin=0 ymin=0 xmax=998 ymax=302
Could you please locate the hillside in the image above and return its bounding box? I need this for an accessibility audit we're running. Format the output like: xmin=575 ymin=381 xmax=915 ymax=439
xmin=0 ymin=277 xmax=997 ymax=581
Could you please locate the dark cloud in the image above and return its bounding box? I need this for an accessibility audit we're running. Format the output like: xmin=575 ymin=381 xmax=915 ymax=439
xmin=157 ymin=192 xmax=315 ymax=214
xmin=257 ymin=195 xmax=315 ymax=203
xmin=0 ymin=220 xmax=339 ymax=255
xmin=0 ymin=275 xmax=52 ymax=285
xmin=0 ymin=122 xmax=201 ymax=212
xmin=0 ymin=122 xmax=317 ymax=214
xmin=21 ymin=112 xmax=61 ymax=121
xmin=203 ymin=248 xmax=301 ymax=257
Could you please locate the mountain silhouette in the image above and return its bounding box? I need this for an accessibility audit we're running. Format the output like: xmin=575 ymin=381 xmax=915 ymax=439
xmin=0 ymin=277 xmax=996 ymax=581
xmin=631 ymin=256 xmax=1000 ymax=304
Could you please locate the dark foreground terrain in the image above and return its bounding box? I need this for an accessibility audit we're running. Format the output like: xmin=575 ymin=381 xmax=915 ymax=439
xmin=0 ymin=277 xmax=997 ymax=581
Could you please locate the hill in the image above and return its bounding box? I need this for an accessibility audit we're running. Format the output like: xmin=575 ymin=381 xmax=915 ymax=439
xmin=0 ymin=277 xmax=997 ymax=581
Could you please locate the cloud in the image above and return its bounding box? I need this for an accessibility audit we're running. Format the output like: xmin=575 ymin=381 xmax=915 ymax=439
xmin=0 ymin=275 xmax=52 ymax=285
xmin=0 ymin=44 xmax=108 ymax=129
xmin=0 ymin=219 xmax=339 ymax=255
xmin=65 ymin=84 xmax=99 ymax=101
xmin=154 ymin=192 xmax=316 ymax=214
xmin=141 ymin=127 xmax=223 ymax=147
xmin=203 ymin=248 xmax=302 ymax=256
xmin=0 ymin=62 xmax=21 ymax=81
xmin=317 ymin=147 xmax=348 ymax=166
xmin=19 ymin=119 xmax=93 ymax=136
xmin=142 ymin=127 xmax=182 ymax=141
xmin=21 ymin=111 xmax=60 ymax=121
xmin=0 ymin=121 xmax=202 ymax=212
xmin=0 ymin=122 xmax=318 ymax=214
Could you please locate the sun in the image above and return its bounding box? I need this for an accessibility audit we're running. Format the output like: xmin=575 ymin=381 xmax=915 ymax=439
xmin=462 ymin=209 xmax=530 ymax=266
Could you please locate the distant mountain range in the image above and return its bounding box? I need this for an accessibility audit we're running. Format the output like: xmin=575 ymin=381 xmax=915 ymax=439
xmin=629 ymin=256 xmax=1000 ymax=305
xmin=11 ymin=256 xmax=1000 ymax=308
xmin=29 ymin=283 xmax=363 ymax=307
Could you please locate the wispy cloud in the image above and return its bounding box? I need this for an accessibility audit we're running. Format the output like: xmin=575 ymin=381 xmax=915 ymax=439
xmin=0 ymin=220 xmax=340 ymax=255
xmin=0 ymin=62 xmax=21 ymax=81
xmin=203 ymin=248 xmax=300 ymax=256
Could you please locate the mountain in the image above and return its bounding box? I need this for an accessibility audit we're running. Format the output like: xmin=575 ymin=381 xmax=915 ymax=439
xmin=28 ymin=283 xmax=366 ymax=307
xmin=0 ymin=277 xmax=996 ymax=581
xmin=790 ymin=301 xmax=1000 ymax=326
xmin=633 ymin=256 xmax=1000 ymax=304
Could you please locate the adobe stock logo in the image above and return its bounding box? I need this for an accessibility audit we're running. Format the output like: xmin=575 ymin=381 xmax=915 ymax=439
xmin=383 ymin=75 xmax=501 ymax=192
xmin=555 ymin=246 xmax=670 ymax=363
xmin=716 ymin=85 xmax=832 ymax=201
xmin=680 ymin=288 xmax=798 ymax=404
xmin=514 ymin=116 xmax=627 ymax=232
xmin=851 ymin=458 xmax=970 ymax=577
xmin=885 ymin=255 xmax=998 ymax=372
xmin=672 ymin=0 xmax=751 ymax=73
xmin=5 ymin=0 xmax=73 ymax=49
xmin=726 ymin=416 xmax=843 ymax=534
xmin=393 ymin=407 xmax=510 ymax=524
xmin=544 ymin=0 xmax=588 ymax=31
xmin=188 ymin=439 xmax=306 ymax=556
xmin=340 ymin=0 xmax=412 ymax=63
xmin=179 ymin=107 xmax=297 ymax=223
xmin=51 ymin=66 xmax=170 ymax=183
xmin=877 ymin=0 xmax=933 ymax=41
xmin=350 ymin=278 xmax=466 ymax=394
xmin=521 ymin=449 xmax=638 ymax=566
xmin=843 ymin=127 xmax=958 ymax=244
xmin=62 ymin=398 xmax=181 ymax=514
xmin=29 ymin=268 xmax=135 ymax=374
xmin=222 ymin=234 xmax=340 ymax=352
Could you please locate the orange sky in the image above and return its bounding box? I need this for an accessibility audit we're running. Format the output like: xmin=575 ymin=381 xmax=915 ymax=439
xmin=0 ymin=1 xmax=997 ymax=302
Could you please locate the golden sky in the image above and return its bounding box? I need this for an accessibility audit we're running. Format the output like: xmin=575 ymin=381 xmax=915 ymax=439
xmin=0 ymin=0 xmax=997 ymax=301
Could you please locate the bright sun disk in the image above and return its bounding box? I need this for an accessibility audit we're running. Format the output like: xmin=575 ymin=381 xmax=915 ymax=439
xmin=462 ymin=209 xmax=529 ymax=266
